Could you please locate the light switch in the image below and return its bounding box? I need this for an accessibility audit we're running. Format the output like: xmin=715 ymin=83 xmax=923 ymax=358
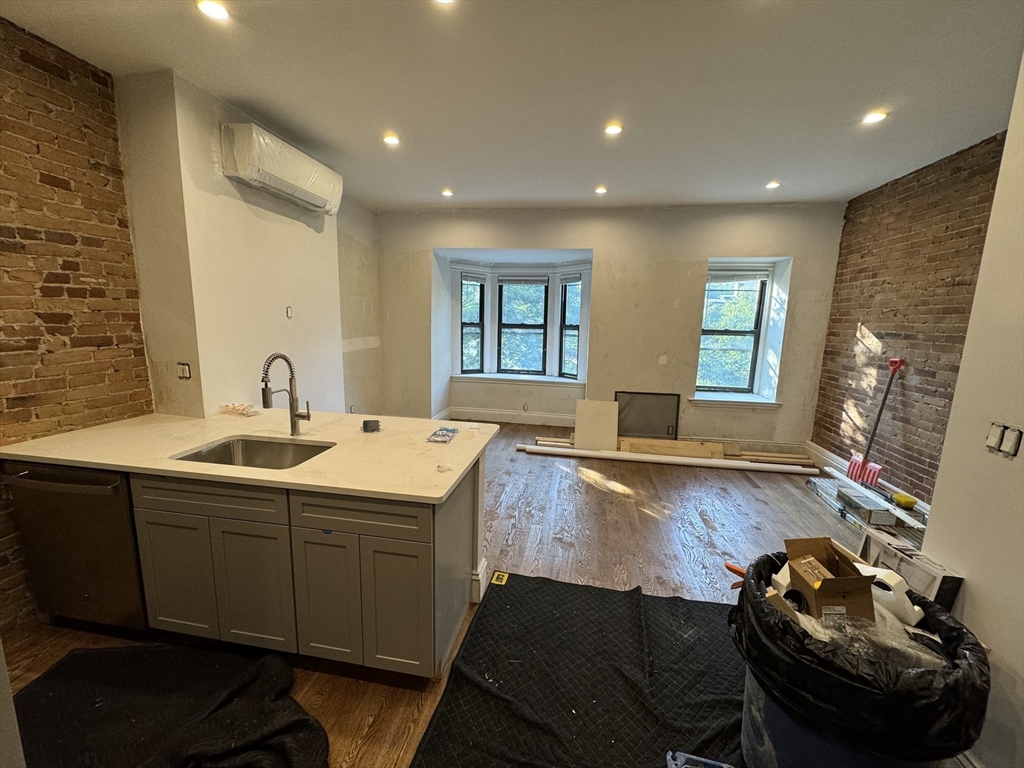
xmin=1000 ymin=428 xmax=1022 ymax=457
xmin=986 ymin=423 xmax=1005 ymax=450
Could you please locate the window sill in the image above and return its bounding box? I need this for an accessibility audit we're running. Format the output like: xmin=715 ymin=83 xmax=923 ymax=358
xmin=689 ymin=392 xmax=780 ymax=409
xmin=451 ymin=373 xmax=586 ymax=387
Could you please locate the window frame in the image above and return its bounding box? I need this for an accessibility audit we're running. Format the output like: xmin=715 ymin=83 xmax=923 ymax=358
xmin=459 ymin=277 xmax=485 ymax=374
xmin=695 ymin=272 xmax=770 ymax=394
xmin=558 ymin=279 xmax=581 ymax=379
xmin=450 ymin=260 xmax=591 ymax=381
xmin=496 ymin=281 xmax=549 ymax=375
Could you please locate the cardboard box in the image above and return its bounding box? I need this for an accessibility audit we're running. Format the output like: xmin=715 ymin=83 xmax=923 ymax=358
xmin=785 ymin=537 xmax=875 ymax=622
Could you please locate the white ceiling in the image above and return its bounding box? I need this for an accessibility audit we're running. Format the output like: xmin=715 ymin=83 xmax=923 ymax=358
xmin=3 ymin=0 xmax=1022 ymax=210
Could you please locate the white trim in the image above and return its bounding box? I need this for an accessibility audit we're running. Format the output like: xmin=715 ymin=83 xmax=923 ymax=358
xmin=803 ymin=440 xmax=931 ymax=516
xmin=450 ymin=406 xmax=575 ymax=427
xmin=956 ymin=750 xmax=984 ymax=768
xmin=431 ymin=407 xmax=452 ymax=421
xmin=451 ymin=259 xmax=592 ymax=380
xmin=452 ymin=373 xmax=586 ymax=388
xmin=471 ymin=555 xmax=488 ymax=603
xmin=690 ymin=393 xmax=780 ymax=408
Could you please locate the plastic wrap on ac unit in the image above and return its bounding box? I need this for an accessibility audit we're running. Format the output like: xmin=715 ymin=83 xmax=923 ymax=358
xmin=221 ymin=123 xmax=342 ymax=215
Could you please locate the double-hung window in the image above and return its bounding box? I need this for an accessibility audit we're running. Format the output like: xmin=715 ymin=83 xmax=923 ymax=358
xmin=497 ymin=279 xmax=548 ymax=374
xmin=559 ymin=276 xmax=582 ymax=378
xmin=460 ymin=275 xmax=485 ymax=374
xmin=696 ymin=270 xmax=770 ymax=393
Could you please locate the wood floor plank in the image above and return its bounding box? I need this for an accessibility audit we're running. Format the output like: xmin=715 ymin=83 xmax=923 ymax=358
xmin=2 ymin=420 xmax=864 ymax=767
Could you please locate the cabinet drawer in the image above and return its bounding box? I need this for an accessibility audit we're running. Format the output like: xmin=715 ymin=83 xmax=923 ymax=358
xmin=130 ymin=474 xmax=288 ymax=525
xmin=289 ymin=491 xmax=432 ymax=543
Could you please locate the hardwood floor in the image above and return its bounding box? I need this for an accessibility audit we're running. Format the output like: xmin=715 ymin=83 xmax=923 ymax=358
xmin=2 ymin=422 xmax=861 ymax=767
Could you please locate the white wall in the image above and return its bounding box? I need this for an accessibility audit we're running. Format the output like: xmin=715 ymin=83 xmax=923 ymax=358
xmin=377 ymin=204 xmax=844 ymax=440
xmin=117 ymin=71 xmax=345 ymax=417
xmin=173 ymin=76 xmax=344 ymax=415
xmin=450 ymin=377 xmax=586 ymax=426
xmin=116 ymin=70 xmax=205 ymax=417
xmin=923 ymin=58 xmax=1024 ymax=768
xmin=338 ymin=197 xmax=384 ymax=415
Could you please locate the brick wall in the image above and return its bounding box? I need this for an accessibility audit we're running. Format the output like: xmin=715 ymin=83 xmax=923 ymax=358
xmin=0 ymin=18 xmax=153 ymax=628
xmin=811 ymin=133 xmax=1005 ymax=503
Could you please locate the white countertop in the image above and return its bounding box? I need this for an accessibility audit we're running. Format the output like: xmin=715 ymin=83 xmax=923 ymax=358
xmin=0 ymin=411 xmax=499 ymax=504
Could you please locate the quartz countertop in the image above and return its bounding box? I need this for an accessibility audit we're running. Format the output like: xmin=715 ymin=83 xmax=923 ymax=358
xmin=0 ymin=411 xmax=499 ymax=504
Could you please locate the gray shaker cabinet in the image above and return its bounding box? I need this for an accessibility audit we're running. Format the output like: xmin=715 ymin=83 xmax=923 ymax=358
xmin=291 ymin=528 xmax=363 ymax=664
xmin=133 ymin=508 xmax=220 ymax=640
xmin=360 ymin=536 xmax=434 ymax=675
xmin=209 ymin=518 xmax=297 ymax=653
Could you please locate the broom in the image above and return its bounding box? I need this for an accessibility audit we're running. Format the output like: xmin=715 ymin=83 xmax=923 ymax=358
xmin=848 ymin=357 xmax=904 ymax=486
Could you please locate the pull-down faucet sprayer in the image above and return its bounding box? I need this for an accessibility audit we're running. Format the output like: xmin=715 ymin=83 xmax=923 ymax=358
xmin=260 ymin=353 xmax=311 ymax=436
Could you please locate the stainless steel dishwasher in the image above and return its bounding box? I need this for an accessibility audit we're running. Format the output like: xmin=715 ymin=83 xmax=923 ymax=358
xmin=2 ymin=461 xmax=146 ymax=629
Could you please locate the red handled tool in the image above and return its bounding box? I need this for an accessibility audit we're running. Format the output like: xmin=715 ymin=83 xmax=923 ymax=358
xmin=848 ymin=357 xmax=904 ymax=486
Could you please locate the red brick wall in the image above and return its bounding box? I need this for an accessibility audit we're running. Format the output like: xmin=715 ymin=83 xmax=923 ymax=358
xmin=812 ymin=133 xmax=1005 ymax=503
xmin=0 ymin=18 xmax=154 ymax=628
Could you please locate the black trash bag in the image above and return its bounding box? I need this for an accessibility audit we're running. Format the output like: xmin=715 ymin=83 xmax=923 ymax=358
xmin=728 ymin=552 xmax=990 ymax=762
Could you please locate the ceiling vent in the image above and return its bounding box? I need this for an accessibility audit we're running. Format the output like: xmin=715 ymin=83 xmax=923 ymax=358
xmin=221 ymin=123 xmax=342 ymax=215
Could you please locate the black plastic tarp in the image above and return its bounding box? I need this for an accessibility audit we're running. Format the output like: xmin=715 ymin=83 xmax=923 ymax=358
xmin=728 ymin=552 xmax=990 ymax=762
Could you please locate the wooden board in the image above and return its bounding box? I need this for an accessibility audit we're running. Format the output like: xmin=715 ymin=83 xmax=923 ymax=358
xmin=740 ymin=451 xmax=816 ymax=467
xmin=619 ymin=438 xmax=725 ymax=460
xmin=573 ymin=400 xmax=619 ymax=451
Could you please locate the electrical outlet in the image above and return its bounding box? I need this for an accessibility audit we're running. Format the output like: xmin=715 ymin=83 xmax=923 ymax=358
xmin=1000 ymin=428 xmax=1022 ymax=458
xmin=176 ymin=362 xmax=191 ymax=380
xmin=986 ymin=423 xmax=1005 ymax=450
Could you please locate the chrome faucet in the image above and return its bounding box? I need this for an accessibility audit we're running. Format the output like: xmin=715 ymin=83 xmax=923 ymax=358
xmin=260 ymin=353 xmax=311 ymax=436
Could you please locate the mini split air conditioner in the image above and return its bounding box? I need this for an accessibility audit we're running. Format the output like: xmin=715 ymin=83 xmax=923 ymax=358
xmin=221 ymin=123 xmax=343 ymax=215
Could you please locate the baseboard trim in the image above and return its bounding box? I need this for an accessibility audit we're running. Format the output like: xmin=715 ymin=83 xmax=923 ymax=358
xmin=804 ymin=441 xmax=931 ymax=516
xmin=471 ymin=556 xmax=489 ymax=603
xmin=432 ymin=407 xmax=453 ymax=421
xmin=450 ymin=406 xmax=575 ymax=427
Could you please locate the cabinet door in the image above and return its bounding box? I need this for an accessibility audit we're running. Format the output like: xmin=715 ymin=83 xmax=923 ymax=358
xmin=292 ymin=528 xmax=362 ymax=664
xmin=134 ymin=508 xmax=219 ymax=639
xmin=360 ymin=536 xmax=434 ymax=676
xmin=209 ymin=518 xmax=297 ymax=653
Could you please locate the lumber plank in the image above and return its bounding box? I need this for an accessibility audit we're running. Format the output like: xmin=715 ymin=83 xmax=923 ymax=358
xmin=618 ymin=438 xmax=725 ymax=459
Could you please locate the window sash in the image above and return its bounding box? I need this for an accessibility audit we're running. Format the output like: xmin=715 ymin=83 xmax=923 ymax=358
xmin=696 ymin=278 xmax=767 ymax=393
xmin=559 ymin=281 xmax=581 ymax=379
xmin=497 ymin=282 xmax=548 ymax=375
xmin=460 ymin=279 xmax=484 ymax=374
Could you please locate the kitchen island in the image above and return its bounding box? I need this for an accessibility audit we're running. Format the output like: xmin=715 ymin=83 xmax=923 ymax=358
xmin=0 ymin=411 xmax=498 ymax=677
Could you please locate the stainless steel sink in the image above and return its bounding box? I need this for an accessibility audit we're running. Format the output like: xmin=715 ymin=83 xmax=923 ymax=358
xmin=174 ymin=436 xmax=335 ymax=470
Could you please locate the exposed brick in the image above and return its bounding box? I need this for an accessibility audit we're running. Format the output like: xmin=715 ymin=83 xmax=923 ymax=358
xmin=812 ymin=133 xmax=1005 ymax=503
xmin=0 ymin=17 xmax=153 ymax=630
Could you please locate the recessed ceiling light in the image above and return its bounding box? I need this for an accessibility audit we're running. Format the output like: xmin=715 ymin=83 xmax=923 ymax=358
xmin=436 ymin=0 xmax=455 ymax=4
xmin=441 ymin=188 xmax=454 ymax=197
xmin=862 ymin=111 xmax=888 ymax=124
xmin=604 ymin=122 xmax=623 ymax=136
xmin=196 ymin=0 xmax=229 ymax=20
xmin=383 ymin=133 xmax=400 ymax=146
xmin=765 ymin=180 xmax=781 ymax=189
xmin=595 ymin=186 xmax=608 ymax=195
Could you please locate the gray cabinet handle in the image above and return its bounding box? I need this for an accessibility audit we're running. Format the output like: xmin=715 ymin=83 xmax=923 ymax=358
xmin=2 ymin=472 xmax=118 ymax=496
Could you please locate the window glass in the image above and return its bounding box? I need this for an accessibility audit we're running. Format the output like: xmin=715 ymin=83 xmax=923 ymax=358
xmin=462 ymin=326 xmax=481 ymax=371
xmin=564 ymin=282 xmax=581 ymax=326
xmin=501 ymin=284 xmax=546 ymax=325
xmin=701 ymin=279 xmax=761 ymax=331
xmin=696 ymin=335 xmax=755 ymax=389
xmin=500 ymin=328 xmax=544 ymax=372
xmin=561 ymin=329 xmax=579 ymax=377
xmin=461 ymin=281 xmax=481 ymax=323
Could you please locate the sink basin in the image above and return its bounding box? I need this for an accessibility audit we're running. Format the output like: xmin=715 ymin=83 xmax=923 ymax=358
xmin=175 ymin=436 xmax=335 ymax=470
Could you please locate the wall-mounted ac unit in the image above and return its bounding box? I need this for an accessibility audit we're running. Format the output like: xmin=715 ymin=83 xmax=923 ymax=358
xmin=221 ymin=123 xmax=343 ymax=215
